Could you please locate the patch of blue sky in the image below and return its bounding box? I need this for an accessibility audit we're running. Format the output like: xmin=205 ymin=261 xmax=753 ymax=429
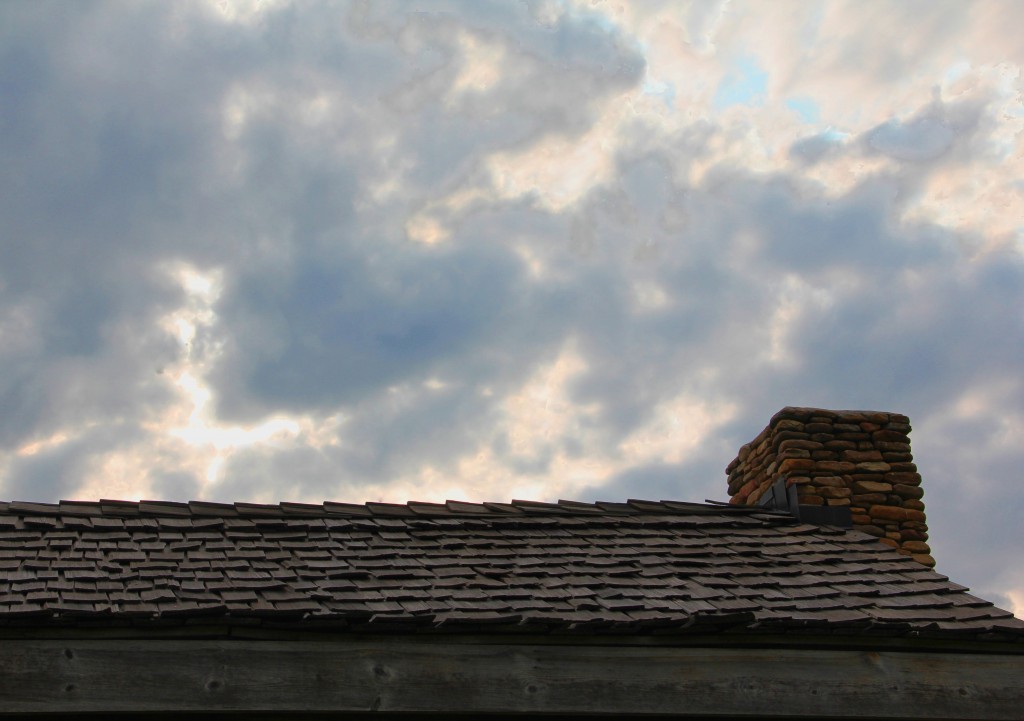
xmin=642 ymin=78 xmax=676 ymax=110
xmin=785 ymin=96 xmax=821 ymax=124
xmin=943 ymin=61 xmax=971 ymax=86
xmin=713 ymin=55 xmax=767 ymax=110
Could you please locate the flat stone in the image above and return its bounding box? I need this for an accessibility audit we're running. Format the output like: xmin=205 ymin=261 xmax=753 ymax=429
xmin=877 ymin=441 xmax=911 ymax=452
xmin=893 ymin=484 xmax=924 ymax=499
xmin=774 ymin=430 xmax=810 ymax=444
xmin=902 ymin=540 xmax=931 ymax=554
xmin=816 ymin=461 xmax=856 ymax=473
xmin=804 ymin=422 xmax=834 ymax=434
xmin=771 ymin=407 xmax=816 ymax=423
xmin=868 ymin=505 xmax=904 ymax=522
xmin=778 ymin=458 xmax=816 ymax=473
xmin=812 ymin=476 xmax=845 ymax=488
xmin=737 ymin=478 xmax=759 ymax=497
xmin=824 ymin=440 xmax=857 ymax=451
xmin=817 ymin=487 xmax=852 ymax=499
xmin=886 ymin=472 xmax=921 ymax=485
xmin=870 ymin=505 xmax=926 ymax=523
xmin=835 ymin=432 xmax=869 ymax=441
xmin=852 ymin=493 xmax=888 ymax=505
xmin=882 ymin=452 xmax=913 ymax=463
xmin=872 ymin=430 xmax=909 ymax=442
xmin=856 ymin=461 xmax=891 ymax=473
xmin=853 ymin=481 xmax=892 ymax=494
xmin=843 ymin=450 xmax=884 ymax=463
xmin=777 ymin=439 xmax=824 ymax=452
xmin=856 ymin=524 xmax=886 ymax=537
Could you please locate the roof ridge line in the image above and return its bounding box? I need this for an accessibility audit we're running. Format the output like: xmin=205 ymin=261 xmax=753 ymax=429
xmin=0 ymin=498 xmax=789 ymax=519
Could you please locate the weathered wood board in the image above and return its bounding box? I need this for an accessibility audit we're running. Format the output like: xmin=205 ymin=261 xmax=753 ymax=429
xmin=0 ymin=639 xmax=1021 ymax=718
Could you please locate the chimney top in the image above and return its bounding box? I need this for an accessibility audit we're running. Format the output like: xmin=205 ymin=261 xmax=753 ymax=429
xmin=726 ymin=407 xmax=931 ymax=566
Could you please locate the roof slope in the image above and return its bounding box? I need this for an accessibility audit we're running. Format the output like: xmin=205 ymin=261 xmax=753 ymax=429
xmin=1 ymin=498 xmax=1021 ymax=642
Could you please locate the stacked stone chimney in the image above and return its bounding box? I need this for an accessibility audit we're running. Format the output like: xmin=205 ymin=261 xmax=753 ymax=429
xmin=727 ymin=407 xmax=933 ymax=566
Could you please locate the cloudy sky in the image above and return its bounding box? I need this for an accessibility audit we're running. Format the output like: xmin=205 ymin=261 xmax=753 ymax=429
xmin=2 ymin=0 xmax=1023 ymax=612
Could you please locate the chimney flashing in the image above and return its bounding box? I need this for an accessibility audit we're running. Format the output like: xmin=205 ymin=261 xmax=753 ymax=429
xmin=757 ymin=477 xmax=853 ymax=527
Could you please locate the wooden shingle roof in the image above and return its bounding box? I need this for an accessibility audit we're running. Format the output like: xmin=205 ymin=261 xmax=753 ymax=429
xmin=1 ymin=498 xmax=1021 ymax=643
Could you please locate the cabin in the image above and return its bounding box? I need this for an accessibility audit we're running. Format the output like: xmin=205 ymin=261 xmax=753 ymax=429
xmin=0 ymin=407 xmax=1021 ymax=719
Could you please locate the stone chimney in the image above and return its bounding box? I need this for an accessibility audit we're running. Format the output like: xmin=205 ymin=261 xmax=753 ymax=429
xmin=726 ymin=407 xmax=933 ymax=567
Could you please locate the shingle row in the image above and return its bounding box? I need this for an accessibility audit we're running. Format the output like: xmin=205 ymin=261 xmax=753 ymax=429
xmin=0 ymin=499 xmax=1020 ymax=640
xmin=0 ymin=498 xmax=759 ymax=520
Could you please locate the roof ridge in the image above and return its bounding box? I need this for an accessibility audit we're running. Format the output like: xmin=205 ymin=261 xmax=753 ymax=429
xmin=0 ymin=498 xmax=789 ymax=520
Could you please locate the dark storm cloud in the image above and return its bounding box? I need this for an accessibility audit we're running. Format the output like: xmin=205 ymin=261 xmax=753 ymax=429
xmin=0 ymin=2 xmax=241 ymax=451
xmin=0 ymin=0 xmax=647 ymax=506
xmin=0 ymin=0 xmax=643 ymax=480
xmin=211 ymin=242 xmax=542 ymax=415
xmin=208 ymin=201 xmax=581 ymax=494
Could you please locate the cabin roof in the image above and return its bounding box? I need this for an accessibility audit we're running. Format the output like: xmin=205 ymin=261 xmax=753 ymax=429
xmin=1 ymin=497 xmax=1021 ymax=642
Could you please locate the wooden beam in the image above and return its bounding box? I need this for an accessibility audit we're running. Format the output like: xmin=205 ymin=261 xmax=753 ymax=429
xmin=0 ymin=639 xmax=1021 ymax=719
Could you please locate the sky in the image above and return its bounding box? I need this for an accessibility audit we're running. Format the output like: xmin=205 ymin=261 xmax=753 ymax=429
xmin=1 ymin=0 xmax=1023 ymax=614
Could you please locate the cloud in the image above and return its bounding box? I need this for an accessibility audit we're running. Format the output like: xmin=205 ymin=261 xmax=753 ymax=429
xmin=789 ymin=131 xmax=846 ymax=164
xmin=866 ymin=115 xmax=956 ymax=162
xmin=1 ymin=0 xmax=1023 ymax=613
